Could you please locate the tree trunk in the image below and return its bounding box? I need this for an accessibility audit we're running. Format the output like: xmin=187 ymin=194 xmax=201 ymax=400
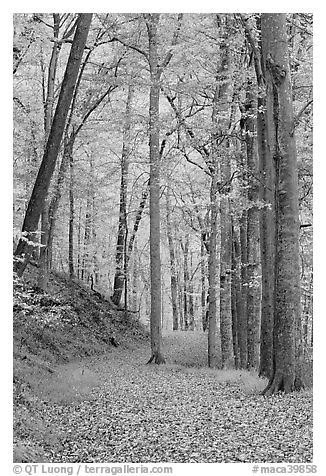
xmin=233 ymin=224 xmax=247 ymax=369
xmin=260 ymin=13 xmax=303 ymax=395
xmin=146 ymin=14 xmax=165 ymax=364
xmin=111 ymin=84 xmax=134 ymax=305
xmin=201 ymin=238 xmax=207 ymax=332
xmin=14 ymin=14 xmax=92 ymax=277
xmin=218 ymin=22 xmax=234 ymax=370
xmin=166 ymin=189 xmax=179 ymax=331
xmin=182 ymin=236 xmax=189 ymax=331
xmin=38 ymin=14 xmax=61 ymax=290
xmin=68 ymin=151 xmax=75 ymax=279
xmin=47 ymin=133 xmax=75 ymax=269
xmin=244 ymin=84 xmax=261 ymax=370
xmin=188 ymin=251 xmax=195 ymax=331
xmin=207 ymin=167 xmax=219 ymax=367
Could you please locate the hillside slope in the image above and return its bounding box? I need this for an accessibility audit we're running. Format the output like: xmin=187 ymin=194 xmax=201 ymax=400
xmin=13 ymin=271 xmax=148 ymax=462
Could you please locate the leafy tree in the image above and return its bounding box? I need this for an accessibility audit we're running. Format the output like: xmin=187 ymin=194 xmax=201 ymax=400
xmin=14 ymin=14 xmax=93 ymax=277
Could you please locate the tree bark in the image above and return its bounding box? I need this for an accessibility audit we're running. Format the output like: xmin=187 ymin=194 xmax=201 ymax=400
xmin=218 ymin=21 xmax=234 ymax=370
xmin=260 ymin=13 xmax=303 ymax=394
xmin=111 ymin=84 xmax=134 ymax=305
xmin=207 ymin=166 xmax=219 ymax=367
xmin=166 ymin=189 xmax=179 ymax=330
xmin=38 ymin=13 xmax=61 ymax=290
xmin=146 ymin=14 xmax=165 ymax=364
xmin=201 ymin=238 xmax=207 ymax=332
xmin=244 ymin=84 xmax=261 ymax=370
xmin=233 ymin=224 xmax=247 ymax=369
xmin=68 ymin=151 xmax=75 ymax=279
xmin=14 ymin=13 xmax=92 ymax=277
xmin=182 ymin=235 xmax=190 ymax=331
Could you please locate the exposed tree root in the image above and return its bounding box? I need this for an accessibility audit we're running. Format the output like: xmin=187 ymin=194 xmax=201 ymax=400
xmin=262 ymin=371 xmax=305 ymax=396
xmin=147 ymin=352 xmax=166 ymax=365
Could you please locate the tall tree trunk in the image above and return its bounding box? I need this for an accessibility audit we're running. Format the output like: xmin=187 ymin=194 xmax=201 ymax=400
xmin=244 ymin=84 xmax=261 ymax=370
xmin=218 ymin=20 xmax=234 ymax=370
xmin=14 ymin=14 xmax=92 ymax=277
xmin=68 ymin=151 xmax=75 ymax=279
xmin=182 ymin=236 xmax=189 ymax=331
xmin=77 ymin=201 xmax=82 ymax=279
xmin=207 ymin=73 xmax=220 ymax=367
xmin=233 ymin=224 xmax=247 ymax=369
xmin=111 ymin=84 xmax=134 ymax=305
xmin=166 ymin=189 xmax=179 ymax=331
xmin=188 ymin=251 xmax=195 ymax=331
xmin=256 ymin=22 xmax=276 ymax=380
xmin=146 ymin=14 xmax=165 ymax=364
xmin=241 ymin=14 xmax=275 ymax=379
xmin=260 ymin=13 xmax=303 ymax=395
xmin=38 ymin=14 xmax=61 ymax=290
xmin=207 ymin=166 xmax=219 ymax=367
xmin=201 ymin=238 xmax=207 ymax=332
xmin=47 ymin=133 xmax=75 ymax=269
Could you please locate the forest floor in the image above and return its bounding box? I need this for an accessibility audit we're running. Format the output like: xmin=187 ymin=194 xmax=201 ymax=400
xmin=13 ymin=273 xmax=313 ymax=464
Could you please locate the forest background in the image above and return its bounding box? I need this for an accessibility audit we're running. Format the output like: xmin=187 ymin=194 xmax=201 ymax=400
xmin=4 ymin=3 xmax=326 ymax=469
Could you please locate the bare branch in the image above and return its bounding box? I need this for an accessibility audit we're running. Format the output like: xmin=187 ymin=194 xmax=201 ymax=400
xmin=110 ymin=36 xmax=148 ymax=61
xmin=291 ymin=99 xmax=313 ymax=135
xmin=159 ymin=13 xmax=183 ymax=72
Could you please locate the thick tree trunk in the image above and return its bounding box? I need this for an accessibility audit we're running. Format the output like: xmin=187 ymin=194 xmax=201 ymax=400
xmin=241 ymin=14 xmax=275 ymax=379
xmin=260 ymin=14 xmax=303 ymax=395
xmin=111 ymin=84 xmax=134 ymax=305
xmin=14 ymin=14 xmax=92 ymax=277
xmin=218 ymin=23 xmax=234 ymax=370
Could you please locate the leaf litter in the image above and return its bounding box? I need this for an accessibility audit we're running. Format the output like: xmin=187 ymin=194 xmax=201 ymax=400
xmin=37 ymin=335 xmax=312 ymax=463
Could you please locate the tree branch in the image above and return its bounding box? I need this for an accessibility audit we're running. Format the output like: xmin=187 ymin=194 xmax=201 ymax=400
xmin=291 ymin=99 xmax=313 ymax=135
xmin=159 ymin=13 xmax=183 ymax=72
xmin=110 ymin=36 xmax=148 ymax=61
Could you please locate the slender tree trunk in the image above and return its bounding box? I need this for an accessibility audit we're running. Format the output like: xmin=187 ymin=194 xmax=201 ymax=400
xmin=111 ymin=84 xmax=134 ymax=305
xmin=260 ymin=13 xmax=303 ymax=394
xmin=38 ymin=14 xmax=61 ymax=290
xmin=68 ymin=152 xmax=75 ymax=279
xmin=207 ymin=166 xmax=219 ymax=367
xmin=245 ymin=85 xmax=261 ymax=370
xmin=201 ymin=238 xmax=207 ymax=332
xmin=166 ymin=189 xmax=179 ymax=330
xmin=14 ymin=14 xmax=92 ymax=277
xmin=127 ymin=180 xmax=150 ymax=257
xmin=182 ymin=236 xmax=190 ymax=331
xmin=233 ymin=224 xmax=247 ymax=369
xmin=77 ymin=201 xmax=82 ymax=279
xmin=188 ymin=251 xmax=195 ymax=331
xmin=47 ymin=133 xmax=75 ymax=268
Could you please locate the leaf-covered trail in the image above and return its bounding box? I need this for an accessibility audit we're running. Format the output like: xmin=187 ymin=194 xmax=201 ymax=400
xmin=40 ymin=332 xmax=312 ymax=463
